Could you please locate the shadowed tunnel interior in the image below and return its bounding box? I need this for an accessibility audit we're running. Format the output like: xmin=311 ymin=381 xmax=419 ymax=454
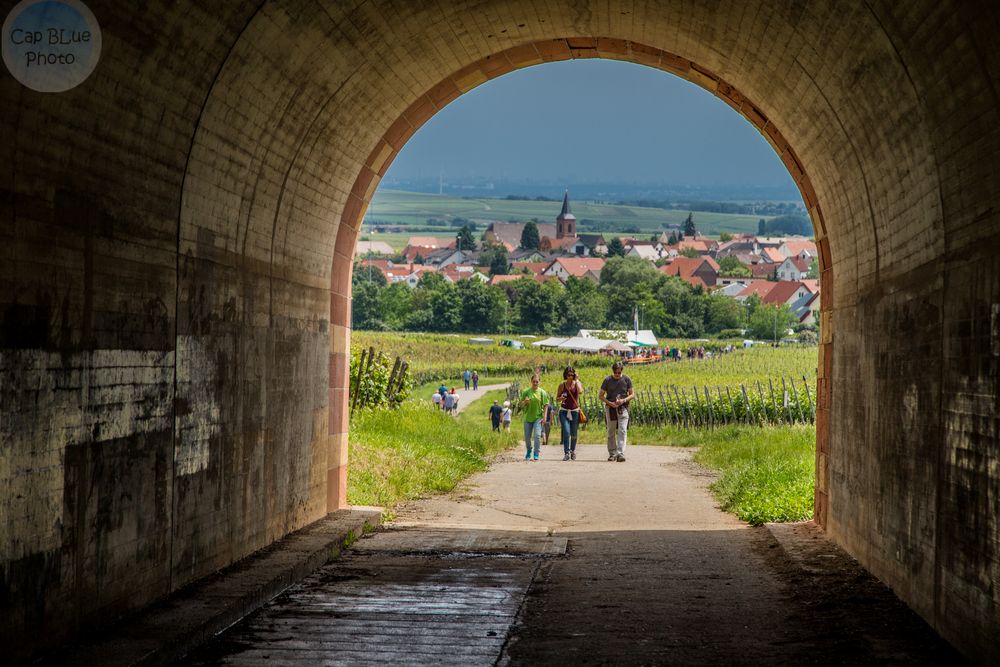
xmin=1 ymin=1 xmax=998 ymax=663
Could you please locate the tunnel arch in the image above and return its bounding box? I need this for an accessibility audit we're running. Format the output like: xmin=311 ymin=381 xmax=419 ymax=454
xmin=171 ymin=4 xmax=992 ymax=658
xmin=4 ymin=1 xmax=998 ymax=662
xmin=326 ymin=37 xmax=837 ymax=515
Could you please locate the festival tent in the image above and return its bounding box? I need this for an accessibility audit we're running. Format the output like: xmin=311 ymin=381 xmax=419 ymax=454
xmin=558 ymin=337 xmax=612 ymax=353
xmin=532 ymin=337 xmax=568 ymax=348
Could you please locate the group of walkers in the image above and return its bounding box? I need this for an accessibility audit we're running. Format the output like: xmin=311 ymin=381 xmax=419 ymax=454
xmin=462 ymin=369 xmax=480 ymax=391
xmin=432 ymin=384 xmax=461 ymax=414
xmin=488 ymin=399 xmax=513 ymax=432
xmin=504 ymin=361 xmax=635 ymax=463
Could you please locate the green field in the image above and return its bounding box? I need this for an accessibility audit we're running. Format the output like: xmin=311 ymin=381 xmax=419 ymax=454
xmin=364 ymin=189 xmax=773 ymax=249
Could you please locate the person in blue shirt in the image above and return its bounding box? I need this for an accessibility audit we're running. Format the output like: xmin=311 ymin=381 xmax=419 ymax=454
xmin=489 ymin=400 xmax=503 ymax=432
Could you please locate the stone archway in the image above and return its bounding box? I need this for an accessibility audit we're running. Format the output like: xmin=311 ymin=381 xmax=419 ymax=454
xmin=3 ymin=1 xmax=998 ymax=662
xmin=326 ymin=37 xmax=834 ymax=523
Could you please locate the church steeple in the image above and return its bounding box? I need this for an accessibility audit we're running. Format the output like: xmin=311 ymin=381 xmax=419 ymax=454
xmin=556 ymin=189 xmax=577 ymax=239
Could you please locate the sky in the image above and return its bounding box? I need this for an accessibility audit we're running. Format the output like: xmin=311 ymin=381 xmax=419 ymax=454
xmin=383 ymin=59 xmax=798 ymax=191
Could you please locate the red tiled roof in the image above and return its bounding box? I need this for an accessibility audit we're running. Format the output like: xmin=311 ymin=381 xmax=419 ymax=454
xmin=489 ymin=274 xmax=525 ymax=285
xmin=660 ymin=257 xmax=720 ymax=289
xmin=511 ymin=261 xmax=553 ymax=274
xmin=762 ymin=247 xmax=786 ymax=263
xmin=738 ymin=280 xmax=779 ymax=299
xmin=800 ymin=279 xmax=820 ymax=294
xmin=672 ymin=239 xmax=713 ymax=253
xmin=783 ymin=240 xmax=818 ymax=256
xmin=403 ymin=245 xmax=440 ymax=261
xmin=660 ymin=257 xmax=720 ymax=277
xmin=541 ymin=236 xmax=577 ymax=250
xmin=359 ymin=258 xmax=393 ymax=269
xmin=761 ymin=281 xmax=808 ymax=305
xmin=406 ymin=236 xmax=455 ymax=249
xmin=548 ymin=257 xmax=606 ymax=277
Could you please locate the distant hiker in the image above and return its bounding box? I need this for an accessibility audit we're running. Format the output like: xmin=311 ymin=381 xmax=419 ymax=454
xmin=489 ymin=400 xmax=503 ymax=432
xmin=463 ymin=369 xmax=471 ymax=391
xmin=502 ymin=401 xmax=512 ymax=431
xmin=472 ymin=370 xmax=479 ymax=390
xmin=443 ymin=388 xmax=458 ymax=414
xmin=542 ymin=400 xmax=554 ymax=447
xmin=431 ymin=392 xmax=442 ymax=410
xmin=438 ymin=383 xmax=448 ymax=403
xmin=556 ymin=365 xmax=583 ymax=461
xmin=599 ymin=361 xmax=635 ymax=462
xmin=519 ymin=374 xmax=550 ymax=461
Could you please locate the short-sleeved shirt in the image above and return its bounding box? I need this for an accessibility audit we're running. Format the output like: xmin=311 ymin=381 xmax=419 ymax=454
xmin=502 ymin=408 xmax=512 ymax=422
xmin=444 ymin=393 xmax=456 ymax=409
xmin=489 ymin=404 xmax=503 ymax=423
xmin=518 ymin=387 xmax=550 ymax=422
xmin=600 ymin=374 xmax=634 ymax=407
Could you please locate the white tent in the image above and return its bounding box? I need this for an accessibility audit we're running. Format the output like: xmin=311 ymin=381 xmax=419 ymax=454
xmin=532 ymin=337 xmax=568 ymax=348
xmin=579 ymin=328 xmax=659 ymax=347
xmin=558 ymin=337 xmax=612 ymax=353
xmin=627 ymin=330 xmax=659 ymax=347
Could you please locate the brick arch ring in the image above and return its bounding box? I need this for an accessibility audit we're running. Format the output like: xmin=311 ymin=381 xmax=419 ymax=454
xmin=328 ymin=37 xmax=834 ymax=525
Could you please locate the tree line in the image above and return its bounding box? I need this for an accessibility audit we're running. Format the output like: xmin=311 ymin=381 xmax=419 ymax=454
xmin=618 ymin=199 xmax=803 ymax=217
xmin=353 ymin=256 xmax=805 ymax=340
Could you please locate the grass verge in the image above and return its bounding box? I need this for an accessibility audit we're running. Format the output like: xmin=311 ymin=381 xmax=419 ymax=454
xmin=578 ymin=420 xmax=815 ymax=525
xmin=688 ymin=424 xmax=815 ymax=525
xmin=348 ymin=400 xmax=517 ymax=517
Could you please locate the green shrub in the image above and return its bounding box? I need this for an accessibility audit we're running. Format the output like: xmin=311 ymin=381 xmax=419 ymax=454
xmin=350 ymin=346 xmax=411 ymax=409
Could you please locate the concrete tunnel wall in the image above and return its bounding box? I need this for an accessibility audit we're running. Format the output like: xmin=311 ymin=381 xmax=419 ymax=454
xmin=1 ymin=0 xmax=997 ymax=662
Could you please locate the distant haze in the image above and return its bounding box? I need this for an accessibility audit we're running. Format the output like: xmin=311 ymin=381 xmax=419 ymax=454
xmin=383 ymin=59 xmax=801 ymax=201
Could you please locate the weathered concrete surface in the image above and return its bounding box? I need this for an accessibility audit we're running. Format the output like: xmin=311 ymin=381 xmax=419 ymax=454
xmin=37 ymin=508 xmax=380 ymax=667
xmin=182 ymin=445 xmax=962 ymax=665
xmin=3 ymin=1 xmax=1000 ymax=662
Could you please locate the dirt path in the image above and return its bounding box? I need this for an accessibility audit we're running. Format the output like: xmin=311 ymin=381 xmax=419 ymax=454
xmin=454 ymin=383 xmax=508 ymax=414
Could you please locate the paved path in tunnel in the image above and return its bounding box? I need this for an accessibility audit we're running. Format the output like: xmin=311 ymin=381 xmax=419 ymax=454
xmin=185 ymin=444 xmax=962 ymax=665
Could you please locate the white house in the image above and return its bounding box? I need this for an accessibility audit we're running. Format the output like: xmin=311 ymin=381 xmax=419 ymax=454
xmin=776 ymin=256 xmax=811 ymax=281
xmin=543 ymin=257 xmax=607 ymax=282
xmin=626 ymin=245 xmax=661 ymax=261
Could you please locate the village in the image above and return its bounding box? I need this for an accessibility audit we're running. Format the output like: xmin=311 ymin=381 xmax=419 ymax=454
xmin=355 ymin=191 xmax=821 ymax=331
